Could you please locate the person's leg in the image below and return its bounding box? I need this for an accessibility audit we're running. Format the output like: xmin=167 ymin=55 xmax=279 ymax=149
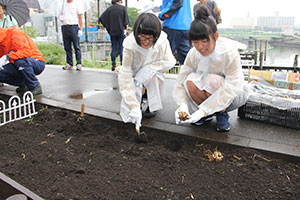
xmin=14 ymin=58 xmax=45 ymax=95
xmin=62 ymin=26 xmax=73 ymax=68
xmin=200 ymin=74 xmax=230 ymax=131
xmin=110 ymin=35 xmax=118 ymax=71
xmin=14 ymin=58 xmax=45 ymax=89
xmin=141 ymin=82 xmax=159 ymax=118
xmin=186 ymin=80 xmax=210 ymax=105
xmin=185 ymin=74 xmax=225 ymax=126
xmin=226 ymin=86 xmax=249 ymax=112
xmin=119 ymin=33 xmax=126 ymax=66
xmin=202 ymin=74 xmax=235 ymax=132
xmin=186 ymin=80 xmax=213 ymax=125
xmin=0 ymin=63 xmax=25 ymax=87
xmin=71 ymin=25 xmax=82 ymax=67
xmin=162 ymin=27 xmax=178 ymax=54
xmin=176 ymin=30 xmax=191 ymax=65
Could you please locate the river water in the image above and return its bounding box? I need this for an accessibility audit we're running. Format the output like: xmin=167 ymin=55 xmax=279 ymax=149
xmin=265 ymin=45 xmax=300 ymax=67
xmin=240 ymin=40 xmax=300 ymax=67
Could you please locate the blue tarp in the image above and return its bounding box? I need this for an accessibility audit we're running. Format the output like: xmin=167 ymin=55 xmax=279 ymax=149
xmin=80 ymin=26 xmax=99 ymax=41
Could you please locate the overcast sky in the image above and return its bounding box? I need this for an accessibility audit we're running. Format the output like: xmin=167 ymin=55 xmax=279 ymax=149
xmin=126 ymin=0 xmax=300 ymax=28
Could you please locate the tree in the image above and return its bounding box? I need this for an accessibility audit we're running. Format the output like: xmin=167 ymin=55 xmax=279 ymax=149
xmin=128 ymin=7 xmax=140 ymax=28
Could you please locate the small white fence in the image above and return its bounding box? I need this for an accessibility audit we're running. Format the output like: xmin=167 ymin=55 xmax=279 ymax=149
xmin=0 ymin=91 xmax=38 ymax=126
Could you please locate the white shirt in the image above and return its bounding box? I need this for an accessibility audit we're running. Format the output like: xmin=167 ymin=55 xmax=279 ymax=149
xmin=59 ymin=0 xmax=84 ymax=25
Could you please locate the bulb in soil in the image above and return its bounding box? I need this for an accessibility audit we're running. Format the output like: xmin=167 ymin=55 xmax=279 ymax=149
xmin=179 ymin=111 xmax=188 ymax=121
xmin=213 ymin=151 xmax=224 ymax=162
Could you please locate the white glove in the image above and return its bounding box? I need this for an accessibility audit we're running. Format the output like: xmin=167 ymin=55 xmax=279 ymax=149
xmin=78 ymin=30 xmax=83 ymax=38
xmin=182 ymin=109 xmax=205 ymax=124
xmin=175 ymin=103 xmax=190 ymax=124
xmin=129 ymin=106 xmax=142 ymax=128
xmin=135 ymin=65 xmax=155 ymax=86
xmin=0 ymin=55 xmax=8 ymax=68
xmin=59 ymin=15 xmax=64 ymax=23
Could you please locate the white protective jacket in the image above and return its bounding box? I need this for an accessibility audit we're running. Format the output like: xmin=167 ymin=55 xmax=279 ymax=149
xmin=118 ymin=31 xmax=176 ymax=122
xmin=173 ymin=37 xmax=250 ymax=116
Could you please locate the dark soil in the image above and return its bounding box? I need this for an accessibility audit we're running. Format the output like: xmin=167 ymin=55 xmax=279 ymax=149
xmin=0 ymin=94 xmax=300 ymax=200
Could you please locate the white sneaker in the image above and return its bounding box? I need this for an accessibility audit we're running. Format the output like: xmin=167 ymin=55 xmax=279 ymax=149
xmin=76 ymin=64 xmax=82 ymax=71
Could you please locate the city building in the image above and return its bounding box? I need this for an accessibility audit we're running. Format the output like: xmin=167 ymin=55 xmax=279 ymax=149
xmin=257 ymin=12 xmax=295 ymax=29
xmin=231 ymin=13 xmax=255 ymax=29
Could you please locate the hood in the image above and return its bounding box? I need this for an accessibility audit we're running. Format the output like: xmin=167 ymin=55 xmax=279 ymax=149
xmin=215 ymin=37 xmax=247 ymax=55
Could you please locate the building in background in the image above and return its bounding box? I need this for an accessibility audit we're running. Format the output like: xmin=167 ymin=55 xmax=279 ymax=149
xmin=231 ymin=13 xmax=255 ymax=29
xmin=257 ymin=12 xmax=295 ymax=29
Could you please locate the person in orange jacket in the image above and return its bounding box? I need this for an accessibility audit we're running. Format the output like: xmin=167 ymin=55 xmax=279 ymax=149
xmin=0 ymin=27 xmax=45 ymax=95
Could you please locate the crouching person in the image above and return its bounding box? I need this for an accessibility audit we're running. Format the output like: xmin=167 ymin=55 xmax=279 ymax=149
xmin=118 ymin=13 xmax=176 ymax=131
xmin=0 ymin=28 xmax=45 ymax=95
xmin=174 ymin=6 xmax=249 ymax=132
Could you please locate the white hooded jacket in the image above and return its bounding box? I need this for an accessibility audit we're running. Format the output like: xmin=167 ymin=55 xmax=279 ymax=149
xmin=118 ymin=31 xmax=176 ymax=122
xmin=173 ymin=37 xmax=250 ymax=116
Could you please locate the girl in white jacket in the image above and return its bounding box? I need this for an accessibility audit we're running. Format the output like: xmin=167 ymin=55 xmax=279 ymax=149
xmin=174 ymin=6 xmax=249 ymax=132
xmin=118 ymin=13 xmax=176 ymax=131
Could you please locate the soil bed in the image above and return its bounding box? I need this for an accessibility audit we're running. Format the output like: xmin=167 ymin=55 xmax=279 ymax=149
xmin=0 ymin=94 xmax=299 ymax=200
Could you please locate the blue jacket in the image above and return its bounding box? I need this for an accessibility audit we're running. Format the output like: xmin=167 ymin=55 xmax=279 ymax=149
xmin=159 ymin=0 xmax=192 ymax=31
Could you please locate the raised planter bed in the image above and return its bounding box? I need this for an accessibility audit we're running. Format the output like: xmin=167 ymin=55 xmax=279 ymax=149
xmin=0 ymin=172 xmax=43 ymax=200
xmin=0 ymin=94 xmax=299 ymax=200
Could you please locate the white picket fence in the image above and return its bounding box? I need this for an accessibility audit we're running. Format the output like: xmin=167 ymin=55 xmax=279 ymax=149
xmin=0 ymin=91 xmax=38 ymax=126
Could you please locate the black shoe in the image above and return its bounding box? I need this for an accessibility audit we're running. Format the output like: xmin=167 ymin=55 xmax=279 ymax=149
xmin=112 ymin=64 xmax=116 ymax=71
xmin=141 ymin=93 xmax=157 ymax=118
xmin=143 ymin=108 xmax=157 ymax=118
xmin=16 ymin=86 xmax=29 ymax=94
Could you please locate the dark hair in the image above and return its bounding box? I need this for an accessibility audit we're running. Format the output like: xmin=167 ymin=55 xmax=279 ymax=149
xmin=0 ymin=4 xmax=6 ymax=11
xmin=133 ymin=13 xmax=161 ymax=47
xmin=111 ymin=0 xmax=121 ymax=5
xmin=188 ymin=6 xmax=217 ymax=43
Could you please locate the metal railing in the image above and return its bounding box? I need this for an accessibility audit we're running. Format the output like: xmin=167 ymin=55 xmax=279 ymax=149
xmin=0 ymin=91 xmax=37 ymax=126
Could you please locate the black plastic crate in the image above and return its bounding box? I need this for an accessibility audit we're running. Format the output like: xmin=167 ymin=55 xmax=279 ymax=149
xmin=238 ymin=101 xmax=300 ymax=130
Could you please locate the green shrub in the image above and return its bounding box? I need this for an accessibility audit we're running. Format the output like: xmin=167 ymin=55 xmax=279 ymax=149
xmin=37 ymin=43 xmax=66 ymax=65
xmin=20 ymin=26 xmax=40 ymax=38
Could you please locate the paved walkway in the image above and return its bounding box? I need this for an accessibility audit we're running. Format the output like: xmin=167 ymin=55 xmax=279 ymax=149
xmin=1 ymin=65 xmax=300 ymax=157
